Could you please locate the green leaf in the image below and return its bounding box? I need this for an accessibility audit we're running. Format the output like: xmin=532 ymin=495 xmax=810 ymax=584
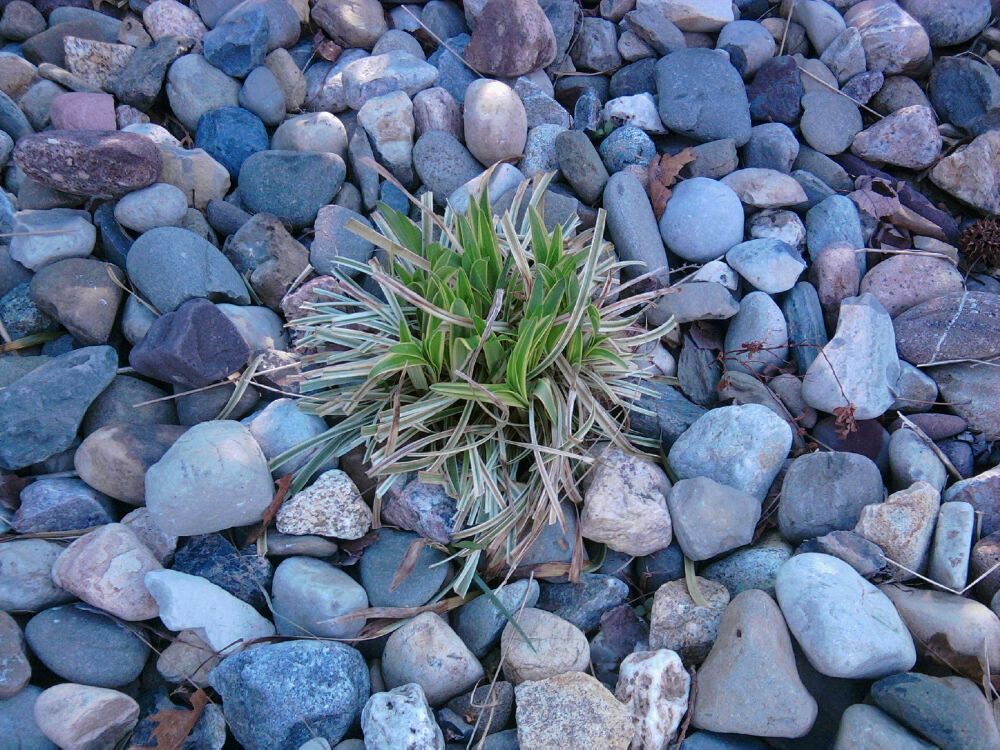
xmin=377 ymin=202 xmax=422 ymax=253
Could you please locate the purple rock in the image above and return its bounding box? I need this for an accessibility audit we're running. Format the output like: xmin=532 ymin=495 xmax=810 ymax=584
xmin=748 ymin=55 xmax=803 ymax=124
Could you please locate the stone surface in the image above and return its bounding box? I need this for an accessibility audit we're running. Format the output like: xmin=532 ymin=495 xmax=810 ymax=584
xmin=854 ymin=481 xmax=940 ymax=577
xmin=146 ymin=568 xmax=275 ymax=652
xmin=860 ymin=254 xmax=964 ymax=318
xmin=145 ymin=420 xmax=274 ymax=536
xmin=726 ymin=239 xmax=806 ymax=294
xmin=667 ymin=477 xmax=760 ymax=561
xmin=0 ymin=346 xmax=117 ymax=471
xmin=928 ymin=501 xmax=974 ymax=590
xmin=359 ymin=529 xmax=451 ymax=608
xmin=12 ymin=478 xmax=114 ymax=534
xmin=648 ymin=577 xmax=729 ymax=663
xmin=723 ymin=291 xmax=789 ymax=375
xmin=33 ymin=684 xmax=139 ymax=750
xmin=893 ymin=291 xmax=1000 ymax=366
xmin=0 ymin=611 xmax=30 ymax=698
xmin=615 ymin=649 xmax=690 ymax=750
xmin=0 ymin=539 xmax=75 ymax=612
xmin=851 ymin=105 xmax=941 ymax=169
xmin=515 ymin=672 xmax=634 ymax=750
xmin=668 ymin=404 xmax=792 ymax=502
xmin=463 ymin=79 xmax=528 ymax=166
xmin=929 ymin=130 xmax=1000 ymax=215
xmin=464 ymin=0 xmax=556 ymax=77
xmin=580 ymin=446 xmax=672 ymax=556
xmin=209 ymin=640 xmax=369 ymax=750
xmin=275 ymin=469 xmax=372 ymax=540
xmin=362 ymin=683 xmax=445 ymax=750
xmin=271 ymin=556 xmax=368 ymax=638
xmin=501 ymin=607 xmax=590 ymax=685
xmin=658 ymin=177 xmax=746 ymax=264
xmin=239 ymin=150 xmax=346 ymax=228
xmin=693 ymin=589 xmax=817 ymax=738
xmin=833 ymin=704 xmax=935 ymax=750
xmin=845 ymin=0 xmax=931 ymax=75
xmin=382 ymin=612 xmax=484 ymax=704
xmin=775 ymin=553 xmax=916 ymax=679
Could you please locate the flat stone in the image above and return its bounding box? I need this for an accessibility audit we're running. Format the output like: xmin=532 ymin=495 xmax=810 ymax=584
xmin=845 ymin=0 xmax=931 ymax=75
xmin=341 ymin=51 xmax=439 ymax=111
xmin=860 ymin=254 xmax=964 ymax=318
xmin=239 ymin=150 xmax=346 ymax=228
xmin=726 ymin=238 xmax=806 ymax=294
xmin=12 ymin=477 xmax=113 ymax=534
xmin=775 ymin=553 xmax=916 ymax=678
xmin=721 ymin=168 xmax=807 ymax=209
xmin=889 ymin=428 xmax=946 ymax=492
xmin=8 ymin=209 xmax=96 ymax=271
xmin=855 ymin=481 xmax=940 ymax=576
xmin=929 ymin=127 xmax=1000 ymax=215
xmin=272 ymin=556 xmax=368 ymax=638
xmin=145 ymin=420 xmax=274 ymax=536
xmin=833 ymin=704 xmax=935 ymax=750
xmin=928 ymin=501 xmax=975 ymax=589
xmin=797 ymin=530 xmax=887 ymax=577
xmin=899 ymin=0 xmax=990 ymax=46
xmin=694 ymin=589 xmax=816 ymax=738
xmin=515 ymin=672 xmax=633 ymax=750
xmin=172 ymin=533 xmax=272 ymax=609
xmin=49 ymin=92 xmax=117 ymax=131
xmin=0 ymin=346 xmax=117 ymax=471
xmin=209 ymin=640 xmax=369 ymax=750
xmin=929 ymin=362 xmax=1000 ymax=439
xmin=382 ymin=612 xmax=484 ymax=704
xmin=893 ymin=291 xmax=1000 ymax=366
xmin=359 ymin=528 xmax=451 ymax=608
xmin=604 ymin=171 xmax=670 ymax=278
xmin=536 ymin=574 xmax=630 ymax=631
xmin=146 ymin=568 xmax=275 ymax=652
xmin=33 ymin=685 xmax=139 ymax=750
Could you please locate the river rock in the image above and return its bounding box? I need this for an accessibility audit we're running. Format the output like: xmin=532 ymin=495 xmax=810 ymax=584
xmin=362 ymin=683 xmax=444 ymax=750
xmin=668 ymin=477 xmax=760 ymax=561
xmin=928 ymin=501 xmax=975 ymax=590
xmin=659 ymin=177 xmax=745 ymax=263
xmin=854 ymin=481 xmax=940 ymax=576
xmin=33 ymin=684 xmax=139 ymax=750
xmin=463 ymin=79 xmax=527 ymax=166
xmin=464 ymin=0 xmax=556 ymax=77
xmin=145 ymin=420 xmax=274 ymax=536
xmin=501 ymin=607 xmax=590 ymax=685
xmin=833 ymin=703 xmax=935 ymax=750
xmin=726 ymin=239 xmax=806 ymax=294
xmin=515 ymin=672 xmax=633 ymax=750
xmin=851 ymin=105 xmax=941 ymax=169
xmin=859 ymin=254 xmax=964 ymax=318
xmin=893 ymin=291 xmax=1000 ymax=366
xmin=648 ymin=577 xmax=729 ymax=663
xmin=271 ymin=556 xmax=368 ymax=638
xmin=775 ymin=553 xmax=916 ymax=678
xmin=0 ymin=539 xmax=75 ymax=612
xmin=0 ymin=611 xmax=30 ymax=698
xmin=614 ymin=649 xmax=689 ymax=749
xmin=929 ymin=129 xmax=1000 ymax=215
xmin=239 ymin=150 xmax=347 ymax=228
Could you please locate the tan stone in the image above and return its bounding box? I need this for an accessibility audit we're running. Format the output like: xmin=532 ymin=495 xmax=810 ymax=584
xmin=501 ymin=607 xmax=590 ymax=685
xmin=35 ymin=684 xmax=139 ymax=750
xmin=648 ymin=577 xmax=729 ymax=663
xmin=515 ymin=672 xmax=633 ymax=750
xmin=276 ymin=469 xmax=372 ymax=539
xmin=156 ymin=629 xmax=221 ymax=687
xmin=855 ymin=480 xmax=940 ymax=575
xmin=157 ymin=145 xmax=231 ymax=210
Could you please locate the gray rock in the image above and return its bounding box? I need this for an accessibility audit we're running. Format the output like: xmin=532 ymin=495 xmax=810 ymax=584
xmin=501 ymin=607 xmax=589 ymax=685
xmin=654 ymin=282 xmax=739 ymax=326
xmin=888 ymin=428 xmax=946 ymax=492
xmin=0 ymin=539 xmax=76 ymax=612
xmin=310 ymin=205 xmax=375 ymax=275
xmin=928 ymin=501 xmax=975 ymax=590
xmin=210 ymin=640 xmax=370 ymax=750
xmin=655 ymin=48 xmax=751 ymax=146
xmin=716 ymin=19 xmax=776 ymax=78
xmin=360 ymin=529 xmax=451 ymax=608
xmin=689 ymin=138 xmax=739 ymax=179
xmin=239 ymin=66 xmax=285 ymax=127
xmin=778 ymin=451 xmax=884 ymax=543
xmin=8 ymin=208 xmax=96 ymax=271
xmin=413 ymin=130 xmax=482 ymax=201
xmin=536 ymin=574 xmax=630 ymax=631
xmin=743 ymin=123 xmax=800 ymax=174
xmin=800 ymin=90 xmax=863 ymax=155
xmin=723 ymin=291 xmax=789 ymax=375
xmin=604 ymin=171 xmax=669 ymax=279
xmin=0 ymin=685 xmax=58 ymax=750
xmin=851 ymin=105 xmax=941 ymax=169
xmin=241 ymin=398 xmax=330 ymax=477
xmin=0 ymin=611 xmax=30 ymax=698
xmin=145 ymin=420 xmax=275 ymax=536
xmin=166 ymin=54 xmax=240 ymax=132
xmin=700 ymin=531 xmax=793 ymax=598
xmin=891 ymin=360 xmax=939 ymax=413
xmin=216 ymin=0 xmax=299 ymax=52
xmin=802 ymin=293 xmax=901 ymax=420
xmin=381 ymin=478 xmax=457 ymax=545
xmin=668 ymin=477 xmax=760 ymax=561
xmin=726 ymin=239 xmax=806 ymax=294
xmin=0 ymin=345 xmax=117 ymax=470
xmin=775 ymin=553 xmax=916 ymax=678
xmin=555 ymin=130 xmax=609 ymax=205
xmin=29 ymin=258 xmax=123 ymax=344
xmin=658 ymin=177 xmax=744 ymax=263
xmin=12 ymin=478 xmax=114 ymax=534
xmin=930 ymin=361 xmax=1000 ymax=440
xmin=668 ymin=404 xmax=792 ymax=501
xmin=24 ymin=604 xmax=148 ymax=688
xmin=833 ymin=704 xmax=935 ymax=750
xmin=648 ymin=577 xmax=729 ymax=663
xmin=871 ymin=673 xmax=1000 ymax=750
xmin=796 ymin=530 xmax=887 ymax=578
xmin=239 ymin=150 xmax=346 ymax=228
xmin=271 ymin=556 xmax=368 ymax=638
xmin=453 ymin=578 xmax=539 ymax=659
xmin=899 ymin=0 xmax=991 ymax=47
xmin=693 ymin=590 xmax=817 ymax=738
xmin=363 ymin=684 xmax=444 ymax=750
xmin=126 ymin=226 xmax=248 ymax=313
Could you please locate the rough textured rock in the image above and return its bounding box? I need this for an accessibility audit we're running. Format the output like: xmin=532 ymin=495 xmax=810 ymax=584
xmin=854 ymin=481 xmax=940 ymax=576
xmin=464 ymin=0 xmax=557 ymax=77
xmin=501 ymin=607 xmax=590 ymax=685
xmin=615 ymin=649 xmax=690 ymax=750
xmin=648 ymin=577 xmax=730 ymax=663
xmin=893 ymin=291 xmax=1000 ymax=366
xmin=275 ymin=469 xmax=372 ymax=540
xmin=362 ymin=683 xmax=444 ymax=750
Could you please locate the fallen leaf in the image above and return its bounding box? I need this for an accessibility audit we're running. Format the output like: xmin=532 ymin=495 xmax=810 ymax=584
xmin=130 ymin=689 xmax=208 ymax=750
xmin=389 ymin=537 xmax=425 ymax=592
xmin=915 ymin=631 xmax=1000 ymax=693
xmin=833 ymin=403 xmax=858 ymax=441
xmin=335 ymin=530 xmax=379 ymax=566
xmin=649 ymin=148 xmax=697 ymax=219
xmin=244 ymin=474 xmax=293 ymax=547
xmin=848 ymin=176 xmax=901 ymax=219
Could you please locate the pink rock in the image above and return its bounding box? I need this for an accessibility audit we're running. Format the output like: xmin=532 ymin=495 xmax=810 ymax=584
xmin=51 ymin=523 xmax=162 ymax=621
xmin=49 ymin=93 xmax=117 ymax=131
xmin=810 ymin=241 xmax=861 ymax=329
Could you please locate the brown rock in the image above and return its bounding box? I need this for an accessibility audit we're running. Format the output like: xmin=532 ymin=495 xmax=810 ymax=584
xmin=52 ymin=523 xmax=163 ymax=621
xmin=464 ymin=0 xmax=558 ymax=77
xmin=311 ymin=0 xmax=387 ymax=49
xmin=893 ymin=291 xmax=1000 ymax=365
xmin=648 ymin=577 xmax=730 ymax=663
xmin=859 ymin=254 xmax=964 ymax=318
xmin=13 ymin=130 xmax=162 ymax=197
xmin=74 ymin=424 xmax=187 ymax=505
xmin=810 ymin=241 xmax=861 ymax=328
xmin=693 ymin=589 xmax=817 ymax=738
xmin=28 ymin=258 xmax=125 ymax=345
xmin=845 ymin=0 xmax=931 ymax=75
xmin=34 ymin=683 xmax=139 ymax=750
xmin=850 ymin=105 xmax=942 ymax=169
xmin=855 ymin=481 xmax=940 ymax=576
xmin=929 ymin=130 xmax=1000 ymax=215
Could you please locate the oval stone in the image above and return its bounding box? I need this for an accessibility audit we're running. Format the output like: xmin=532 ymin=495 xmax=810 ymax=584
xmin=238 ymin=150 xmax=346 ymax=228
xmin=13 ymin=130 xmax=162 ymax=196
xmin=893 ymin=291 xmax=1000 ymax=365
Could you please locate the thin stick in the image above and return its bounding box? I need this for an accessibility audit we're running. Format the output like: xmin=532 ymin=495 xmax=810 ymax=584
xmin=797 ymin=66 xmax=884 ymax=119
xmin=780 ymin=0 xmax=798 ymax=57
xmin=0 ymin=317 xmax=11 ymax=345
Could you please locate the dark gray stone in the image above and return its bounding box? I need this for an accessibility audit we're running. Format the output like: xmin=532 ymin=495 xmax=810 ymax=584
xmin=203 ymin=9 xmax=269 ymax=78
xmin=454 ymin=579 xmax=540 ymax=658
xmin=24 ymin=604 xmax=149 ymax=688
xmin=238 ymin=150 xmax=346 ymax=228
xmin=782 ymin=281 xmax=828 ymax=374
xmin=172 ymin=533 xmax=273 ymax=610
xmin=0 ymin=346 xmax=117 ymax=470
xmin=360 ymin=528 xmax=451 ymax=608
xmin=11 ymin=478 xmax=114 ymax=533
xmin=536 ymin=573 xmax=629 ymax=631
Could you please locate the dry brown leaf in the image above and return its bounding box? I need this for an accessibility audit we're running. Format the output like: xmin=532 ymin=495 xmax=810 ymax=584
xmin=130 ymin=689 xmax=208 ymax=750
xmin=389 ymin=537 xmax=425 ymax=592
xmin=321 ymin=595 xmax=468 ymax=627
xmin=915 ymin=631 xmax=1000 ymax=693
xmin=244 ymin=474 xmax=292 ymax=547
xmin=649 ymin=148 xmax=697 ymax=219
xmin=833 ymin=403 xmax=858 ymax=440
xmin=848 ymin=176 xmax=901 ymax=219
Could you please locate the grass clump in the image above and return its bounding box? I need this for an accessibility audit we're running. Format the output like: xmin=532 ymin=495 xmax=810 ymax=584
xmin=276 ymin=173 xmax=676 ymax=594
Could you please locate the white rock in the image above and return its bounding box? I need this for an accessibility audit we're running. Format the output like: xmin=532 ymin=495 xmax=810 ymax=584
xmin=721 ymin=168 xmax=808 ymax=209
xmin=144 ymin=569 xmax=276 ymax=653
xmin=775 ymin=553 xmax=916 ymax=679
xmin=361 ymin=683 xmax=445 ymax=750
xmin=615 ymin=649 xmax=690 ymax=749
xmin=113 ymin=183 xmax=187 ymax=233
xmin=275 ymin=469 xmax=372 ymax=539
xmin=8 ymin=209 xmax=96 ymax=270
xmin=604 ymin=93 xmax=667 ymax=134
xmin=802 ymin=293 xmax=901 ymax=420
xmin=580 ymin=446 xmax=673 ymax=557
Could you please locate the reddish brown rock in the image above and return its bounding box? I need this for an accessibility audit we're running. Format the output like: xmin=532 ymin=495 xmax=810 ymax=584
xmin=464 ymin=0 xmax=558 ymax=77
xmin=13 ymin=130 xmax=162 ymax=196
xmin=893 ymin=291 xmax=1000 ymax=365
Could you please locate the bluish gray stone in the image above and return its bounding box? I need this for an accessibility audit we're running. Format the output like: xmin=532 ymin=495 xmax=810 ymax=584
xmin=428 ymin=34 xmax=476 ymax=104
xmin=24 ymin=604 xmax=149 ymax=688
xmin=196 ymin=106 xmax=269 ymax=178
xmin=454 ymin=579 xmax=540 ymax=658
xmin=216 ymin=0 xmax=300 ymax=52
xmin=604 ymin=171 xmax=669 ymax=280
xmin=239 ymin=150 xmax=346 ymax=228
xmin=0 ymin=685 xmax=58 ymax=750
xmin=627 ymin=380 xmax=707 ymax=446
xmin=209 ymin=640 xmax=370 ymax=750
xmin=655 ymin=48 xmax=751 ymax=146
xmin=0 ymin=346 xmax=117 ymax=470
xmin=11 ymin=478 xmax=115 ymax=533
xmin=806 ymin=195 xmax=864 ymax=271
xmin=172 ymin=533 xmax=273 ymax=610
xmin=536 ymin=573 xmax=629 ymax=631
xmin=203 ymin=8 xmax=270 ymax=77
xmin=659 ymin=177 xmax=745 ymax=263
xmin=126 ymin=226 xmax=249 ymax=313
xmin=598 ymin=125 xmax=655 ymax=172
xmin=359 ymin=528 xmax=451 ymax=608
xmin=782 ymin=281 xmax=828 ymax=374
xmin=701 ymin=531 xmax=793 ymax=598
xmin=242 ymin=398 xmax=330 ymax=477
